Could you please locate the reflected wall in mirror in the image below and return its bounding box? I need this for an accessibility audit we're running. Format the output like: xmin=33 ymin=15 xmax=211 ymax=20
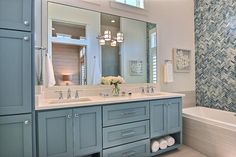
xmin=37 ymin=2 xmax=157 ymax=86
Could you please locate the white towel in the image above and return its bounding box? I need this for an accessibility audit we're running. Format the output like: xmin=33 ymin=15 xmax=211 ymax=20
xmin=164 ymin=61 xmax=174 ymax=83
xmin=151 ymin=140 xmax=160 ymax=152
xmin=45 ymin=54 xmax=56 ymax=87
xmin=92 ymin=56 xmax=101 ymax=85
xmin=164 ymin=136 xmax=175 ymax=146
xmin=158 ymin=139 xmax=168 ymax=150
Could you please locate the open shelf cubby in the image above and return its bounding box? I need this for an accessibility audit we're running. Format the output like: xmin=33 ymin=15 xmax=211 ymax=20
xmin=82 ymin=153 xmax=101 ymax=157
xmin=150 ymin=132 xmax=182 ymax=156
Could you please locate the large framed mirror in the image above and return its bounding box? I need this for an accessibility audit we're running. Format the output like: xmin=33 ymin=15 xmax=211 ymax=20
xmin=36 ymin=1 xmax=157 ymax=87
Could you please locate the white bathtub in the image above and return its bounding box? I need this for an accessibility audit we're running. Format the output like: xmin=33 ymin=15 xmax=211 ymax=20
xmin=183 ymin=106 xmax=236 ymax=157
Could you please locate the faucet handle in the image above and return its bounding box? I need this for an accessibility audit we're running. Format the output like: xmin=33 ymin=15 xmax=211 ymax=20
xmin=140 ymin=87 xmax=145 ymax=94
xmin=55 ymin=91 xmax=63 ymax=100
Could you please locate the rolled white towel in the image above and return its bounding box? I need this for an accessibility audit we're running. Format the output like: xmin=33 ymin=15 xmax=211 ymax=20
xmin=164 ymin=136 xmax=175 ymax=147
xmin=158 ymin=139 xmax=168 ymax=150
xmin=151 ymin=140 xmax=160 ymax=152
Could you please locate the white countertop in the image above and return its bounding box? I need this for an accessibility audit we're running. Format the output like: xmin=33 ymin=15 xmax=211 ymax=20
xmin=35 ymin=92 xmax=185 ymax=111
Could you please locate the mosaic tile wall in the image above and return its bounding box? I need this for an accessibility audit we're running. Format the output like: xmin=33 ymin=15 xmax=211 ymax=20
xmin=195 ymin=0 xmax=236 ymax=112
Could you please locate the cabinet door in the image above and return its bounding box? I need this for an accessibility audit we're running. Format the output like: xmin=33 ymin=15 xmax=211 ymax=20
xmin=38 ymin=110 xmax=73 ymax=157
xmin=167 ymin=98 xmax=182 ymax=133
xmin=0 ymin=30 xmax=31 ymax=115
xmin=0 ymin=114 xmax=32 ymax=157
xmin=73 ymin=106 xmax=102 ymax=156
xmin=0 ymin=0 xmax=31 ymax=31
xmin=150 ymin=100 xmax=167 ymax=138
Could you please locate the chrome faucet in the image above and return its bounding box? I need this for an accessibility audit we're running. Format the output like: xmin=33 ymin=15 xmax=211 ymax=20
xmin=67 ymin=88 xmax=72 ymax=99
xmin=75 ymin=90 xmax=79 ymax=99
xmin=141 ymin=87 xmax=145 ymax=94
xmin=146 ymin=85 xmax=150 ymax=93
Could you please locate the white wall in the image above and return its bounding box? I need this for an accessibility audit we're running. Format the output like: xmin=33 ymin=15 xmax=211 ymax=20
xmin=147 ymin=0 xmax=195 ymax=92
xmin=37 ymin=0 xmax=195 ymax=92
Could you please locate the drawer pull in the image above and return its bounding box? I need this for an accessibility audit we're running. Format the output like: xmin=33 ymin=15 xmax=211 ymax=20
xmin=122 ymin=111 xmax=136 ymax=116
xmin=121 ymin=130 xmax=136 ymax=137
xmin=122 ymin=151 xmax=136 ymax=157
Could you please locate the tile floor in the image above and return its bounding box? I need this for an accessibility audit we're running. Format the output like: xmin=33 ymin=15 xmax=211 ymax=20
xmin=158 ymin=145 xmax=207 ymax=157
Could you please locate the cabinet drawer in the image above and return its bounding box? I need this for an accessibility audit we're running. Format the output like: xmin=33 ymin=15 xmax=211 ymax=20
xmin=103 ymin=139 xmax=150 ymax=157
xmin=103 ymin=120 xmax=149 ymax=148
xmin=103 ymin=101 xmax=149 ymax=126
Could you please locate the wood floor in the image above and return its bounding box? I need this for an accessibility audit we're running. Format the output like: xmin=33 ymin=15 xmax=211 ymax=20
xmin=158 ymin=145 xmax=207 ymax=157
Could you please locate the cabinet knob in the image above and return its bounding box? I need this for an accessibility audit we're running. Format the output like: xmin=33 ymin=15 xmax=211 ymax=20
xmin=24 ymin=120 xmax=30 ymax=125
xmin=23 ymin=36 xmax=29 ymax=41
xmin=24 ymin=20 xmax=29 ymax=26
xmin=67 ymin=115 xmax=72 ymax=119
xmin=74 ymin=114 xmax=79 ymax=118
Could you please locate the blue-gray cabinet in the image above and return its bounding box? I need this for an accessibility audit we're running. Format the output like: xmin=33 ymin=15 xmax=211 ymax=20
xmin=0 ymin=114 xmax=32 ymax=157
xmin=38 ymin=109 xmax=73 ymax=157
xmin=103 ymin=120 xmax=149 ymax=148
xmin=73 ymin=107 xmax=102 ymax=156
xmin=37 ymin=98 xmax=182 ymax=157
xmin=103 ymin=101 xmax=149 ymax=126
xmin=103 ymin=139 xmax=150 ymax=157
xmin=0 ymin=0 xmax=32 ymax=31
xmin=167 ymin=98 xmax=182 ymax=133
xmin=0 ymin=29 xmax=32 ymax=116
xmin=150 ymin=98 xmax=182 ymax=138
xmin=37 ymin=106 xmax=102 ymax=157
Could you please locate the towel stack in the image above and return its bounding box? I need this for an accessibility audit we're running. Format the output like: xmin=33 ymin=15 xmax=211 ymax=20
xmin=151 ymin=135 xmax=175 ymax=153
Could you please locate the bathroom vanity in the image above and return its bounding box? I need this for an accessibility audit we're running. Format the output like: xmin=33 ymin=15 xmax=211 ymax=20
xmin=0 ymin=1 xmax=183 ymax=157
xmin=36 ymin=93 xmax=183 ymax=157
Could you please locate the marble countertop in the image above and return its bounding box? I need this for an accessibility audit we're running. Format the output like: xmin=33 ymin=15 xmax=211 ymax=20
xmin=35 ymin=92 xmax=185 ymax=111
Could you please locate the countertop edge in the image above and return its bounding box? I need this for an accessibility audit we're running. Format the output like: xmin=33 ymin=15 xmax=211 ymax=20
xmin=35 ymin=92 xmax=185 ymax=111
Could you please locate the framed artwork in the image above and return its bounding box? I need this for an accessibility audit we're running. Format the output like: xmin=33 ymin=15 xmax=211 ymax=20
xmin=173 ymin=48 xmax=191 ymax=73
xmin=129 ymin=60 xmax=143 ymax=76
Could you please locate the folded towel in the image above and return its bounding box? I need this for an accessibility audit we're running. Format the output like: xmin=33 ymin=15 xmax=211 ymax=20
xmin=45 ymin=54 xmax=56 ymax=87
xmin=92 ymin=56 xmax=101 ymax=85
xmin=158 ymin=139 xmax=168 ymax=150
xmin=164 ymin=61 xmax=174 ymax=83
xmin=164 ymin=136 xmax=175 ymax=147
xmin=151 ymin=140 xmax=160 ymax=152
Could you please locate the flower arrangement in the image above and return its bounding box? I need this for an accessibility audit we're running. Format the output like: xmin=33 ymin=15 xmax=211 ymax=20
xmin=101 ymin=76 xmax=125 ymax=96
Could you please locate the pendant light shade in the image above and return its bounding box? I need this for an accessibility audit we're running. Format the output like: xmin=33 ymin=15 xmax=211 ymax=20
xmin=116 ymin=32 xmax=124 ymax=42
xmin=111 ymin=40 xmax=117 ymax=47
xmin=99 ymin=38 xmax=105 ymax=45
xmin=104 ymin=30 xmax=111 ymax=41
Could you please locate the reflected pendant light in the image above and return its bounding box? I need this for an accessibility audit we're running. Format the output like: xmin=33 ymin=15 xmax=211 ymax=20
xmin=116 ymin=32 xmax=124 ymax=42
xmin=104 ymin=30 xmax=111 ymax=41
xmin=111 ymin=40 xmax=117 ymax=47
xmin=99 ymin=38 xmax=105 ymax=45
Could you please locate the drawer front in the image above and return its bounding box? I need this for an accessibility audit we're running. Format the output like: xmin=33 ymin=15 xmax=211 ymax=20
xmin=103 ymin=120 xmax=149 ymax=148
xmin=103 ymin=139 xmax=150 ymax=157
xmin=103 ymin=101 xmax=149 ymax=126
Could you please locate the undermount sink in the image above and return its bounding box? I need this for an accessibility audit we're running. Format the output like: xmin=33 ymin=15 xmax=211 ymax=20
xmin=144 ymin=92 xmax=167 ymax=96
xmin=49 ymin=97 xmax=91 ymax=104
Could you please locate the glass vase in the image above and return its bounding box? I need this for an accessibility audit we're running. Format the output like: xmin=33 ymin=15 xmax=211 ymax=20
xmin=112 ymin=83 xmax=120 ymax=96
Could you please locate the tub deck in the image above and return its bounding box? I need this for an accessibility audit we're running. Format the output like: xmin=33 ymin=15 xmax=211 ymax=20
xmin=183 ymin=107 xmax=236 ymax=157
